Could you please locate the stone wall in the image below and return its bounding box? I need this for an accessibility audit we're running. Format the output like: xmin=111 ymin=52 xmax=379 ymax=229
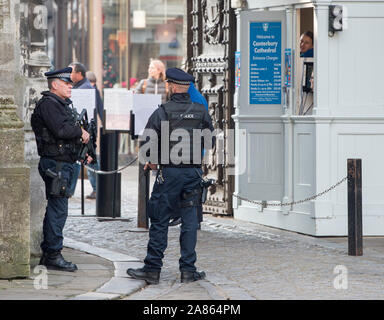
xmin=0 ymin=0 xmax=31 ymax=278
xmin=18 ymin=0 xmax=51 ymax=259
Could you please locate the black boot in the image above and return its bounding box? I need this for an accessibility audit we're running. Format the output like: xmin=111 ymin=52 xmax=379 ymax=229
xmin=39 ymin=252 xmax=74 ymax=266
xmin=181 ymin=270 xmax=206 ymax=283
xmin=169 ymin=217 xmax=182 ymax=227
xmin=41 ymin=252 xmax=78 ymax=272
xmin=126 ymin=268 xmax=160 ymax=284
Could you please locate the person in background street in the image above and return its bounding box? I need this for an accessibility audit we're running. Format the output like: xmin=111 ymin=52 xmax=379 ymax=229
xmin=85 ymin=71 xmax=103 ymax=199
xmin=168 ymin=82 xmax=209 ymax=228
xmin=86 ymin=71 xmax=104 ymax=122
xmin=68 ymin=62 xmax=98 ymax=199
xmin=31 ymin=67 xmax=92 ymax=272
xmin=135 ymin=59 xmax=168 ymax=103
xmin=127 ymin=68 xmax=214 ymax=285
xmin=300 ymin=30 xmax=314 ymax=58
xmin=130 ymin=77 xmax=139 ymax=90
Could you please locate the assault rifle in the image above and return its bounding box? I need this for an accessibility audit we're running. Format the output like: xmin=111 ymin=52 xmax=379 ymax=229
xmin=73 ymin=108 xmax=97 ymax=164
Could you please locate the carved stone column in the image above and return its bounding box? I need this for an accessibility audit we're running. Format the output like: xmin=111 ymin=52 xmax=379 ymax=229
xmin=0 ymin=0 xmax=31 ymax=279
xmin=19 ymin=0 xmax=51 ymax=259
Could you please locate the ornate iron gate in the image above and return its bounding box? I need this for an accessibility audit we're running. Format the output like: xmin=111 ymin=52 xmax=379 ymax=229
xmin=188 ymin=0 xmax=236 ymax=216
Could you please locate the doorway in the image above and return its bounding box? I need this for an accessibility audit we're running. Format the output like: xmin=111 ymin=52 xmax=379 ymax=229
xmin=295 ymin=7 xmax=314 ymax=116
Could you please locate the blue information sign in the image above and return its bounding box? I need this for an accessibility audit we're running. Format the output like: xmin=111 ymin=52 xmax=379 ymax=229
xmin=249 ymin=22 xmax=282 ymax=105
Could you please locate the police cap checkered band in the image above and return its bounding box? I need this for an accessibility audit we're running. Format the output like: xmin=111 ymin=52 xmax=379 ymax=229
xmin=44 ymin=67 xmax=73 ymax=83
xmin=166 ymin=78 xmax=192 ymax=85
xmin=47 ymin=72 xmax=71 ymax=79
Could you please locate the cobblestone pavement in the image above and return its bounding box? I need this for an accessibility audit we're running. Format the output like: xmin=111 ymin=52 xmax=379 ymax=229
xmin=65 ymin=165 xmax=384 ymax=300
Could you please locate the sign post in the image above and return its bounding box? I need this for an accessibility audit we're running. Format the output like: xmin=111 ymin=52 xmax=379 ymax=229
xmin=96 ymin=89 xmax=133 ymax=218
xmin=99 ymin=89 xmax=160 ymax=225
xmin=132 ymin=94 xmax=161 ymax=229
xmin=71 ymin=89 xmax=96 ymax=216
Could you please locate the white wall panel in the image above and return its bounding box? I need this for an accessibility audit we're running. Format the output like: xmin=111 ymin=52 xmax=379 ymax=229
xmin=293 ymin=123 xmax=315 ymax=214
xmin=238 ymin=123 xmax=284 ymax=201
xmin=335 ymin=132 xmax=384 ymax=215
xmin=336 ymin=19 xmax=384 ymax=111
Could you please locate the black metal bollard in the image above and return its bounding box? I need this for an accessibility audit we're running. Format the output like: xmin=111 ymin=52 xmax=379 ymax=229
xmin=96 ymin=132 xmax=121 ymax=218
xmin=347 ymin=159 xmax=363 ymax=256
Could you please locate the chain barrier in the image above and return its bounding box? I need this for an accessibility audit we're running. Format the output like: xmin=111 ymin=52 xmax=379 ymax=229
xmin=80 ymin=156 xmax=138 ymax=175
xmin=82 ymin=158 xmax=348 ymax=206
xmin=233 ymin=175 xmax=348 ymax=207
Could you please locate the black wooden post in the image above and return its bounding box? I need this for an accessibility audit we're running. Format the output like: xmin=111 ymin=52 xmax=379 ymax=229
xmin=137 ymin=163 xmax=149 ymax=229
xmin=347 ymin=159 xmax=363 ymax=256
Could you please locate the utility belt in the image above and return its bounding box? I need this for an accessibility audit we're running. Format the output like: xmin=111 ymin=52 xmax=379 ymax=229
xmin=41 ymin=142 xmax=79 ymax=158
xmin=36 ymin=128 xmax=81 ymax=158
xmin=161 ymin=164 xmax=202 ymax=168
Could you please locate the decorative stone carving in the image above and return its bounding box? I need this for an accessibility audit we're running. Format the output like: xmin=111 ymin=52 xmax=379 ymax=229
xmin=202 ymin=0 xmax=224 ymax=45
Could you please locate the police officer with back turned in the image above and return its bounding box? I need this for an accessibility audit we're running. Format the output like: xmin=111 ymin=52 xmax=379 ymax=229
xmin=127 ymin=68 xmax=214 ymax=284
xmin=31 ymin=67 xmax=92 ymax=272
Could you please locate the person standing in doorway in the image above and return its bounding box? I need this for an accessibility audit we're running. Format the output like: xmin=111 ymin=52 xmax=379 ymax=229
xmin=300 ymin=31 xmax=314 ymax=58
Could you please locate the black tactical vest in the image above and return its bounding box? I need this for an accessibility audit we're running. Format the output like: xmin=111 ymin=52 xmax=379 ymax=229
xmin=31 ymin=96 xmax=81 ymax=160
xmin=161 ymin=101 xmax=206 ymax=166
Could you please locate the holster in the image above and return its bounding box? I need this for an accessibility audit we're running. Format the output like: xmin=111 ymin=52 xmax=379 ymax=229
xmin=46 ymin=162 xmax=68 ymax=197
xmin=180 ymin=188 xmax=202 ymax=208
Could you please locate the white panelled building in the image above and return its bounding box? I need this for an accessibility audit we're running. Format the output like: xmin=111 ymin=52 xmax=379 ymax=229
xmin=231 ymin=0 xmax=384 ymax=235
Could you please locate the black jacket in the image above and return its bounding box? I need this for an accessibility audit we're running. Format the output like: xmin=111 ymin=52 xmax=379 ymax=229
xmin=32 ymin=91 xmax=82 ymax=163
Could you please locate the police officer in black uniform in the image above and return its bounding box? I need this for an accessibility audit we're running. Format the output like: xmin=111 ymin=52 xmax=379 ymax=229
xmin=127 ymin=68 xmax=214 ymax=284
xmin=31 ymin=67 xmax=92 ymax=272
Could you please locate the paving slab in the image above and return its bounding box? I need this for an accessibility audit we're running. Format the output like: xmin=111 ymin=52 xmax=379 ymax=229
xmin=96 ymin=277 xmax=146 ymax=295
xmin=71 ymin=292 xmax=121 ymax=300
xmin=64 ymin=238 xmax=141 ymax=262
xmin=76 ymin=264 xmax=110 ymax=270
xmin=0 ymin=247 xmax=114 ymax=300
